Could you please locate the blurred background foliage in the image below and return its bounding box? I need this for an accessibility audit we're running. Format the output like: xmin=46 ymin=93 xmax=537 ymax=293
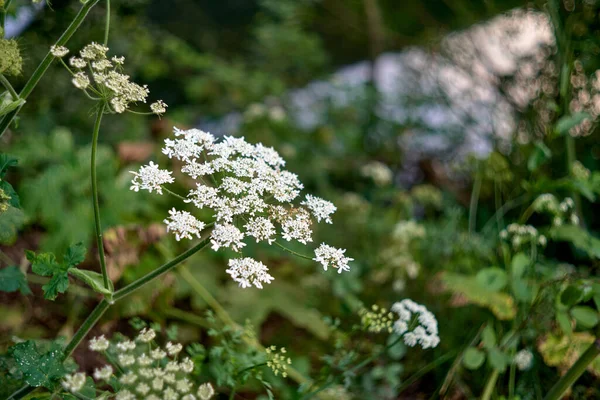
xmin=1 ymin=0 xmax=600 ymax=398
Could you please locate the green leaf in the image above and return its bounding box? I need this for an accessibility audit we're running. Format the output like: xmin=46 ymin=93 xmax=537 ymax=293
xmin=550 ymin=225 xmax=600 ymax=259
xmin=554 ymin=112 xmax=591 ymax=135
xmin=511 ymin=253 xmax=529 ymax=278
xmin=482 ymin=325 xmax=497 ymax=349
xmin=27 ymin=252 xmax=61 ymax=277
xmin=560 ymin=286 xmax=584 ymax=307
xmin=512 ymin=280 xmax=536 ymax=303
xmin=463 ymin=347 xmax=485 ymax=370
xmin=69 ymin=268 xmax=113 ymax=296
xmin=0 ymin=265 xmax=31 ymax=295
xmin=488 ymin=347 xmax=509 ymax=372
xmin=42 ymin=272 xmax=70 ymax=301
xmin=441 ymin=272 xmax=516 ymax=320
xmin=9 ymin=341 xmax=67 ymax=389
xmin=570 ymin=306 xmax=599 ymax=328
xmin=527 ymin=141 xmax=551 ymax=172
xmin=63 ymin=242 xmax=86 ymax=268
xmin=556 ymin=311 xmax=572 ymax=335
xmin=476 ymin=267 xmax=508 ymax=292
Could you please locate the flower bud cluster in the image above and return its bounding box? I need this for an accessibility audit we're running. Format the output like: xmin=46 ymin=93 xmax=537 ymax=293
xmin=63 ymin=329 xmax=215 ymax=400
xmin=358 ymin=304 xmax=394 ymax=333
xmin=265 ymin=346 xmax=292 ymax=377
xmin=513 ymin=349 xmax=533 ymax=371
xmin=51 ymin=42 xmax=166 ymax=115
xmin=391 ymin=299 xmax=440 ymax=349
xmin=130 ymin=127 xmax=352 ymax=288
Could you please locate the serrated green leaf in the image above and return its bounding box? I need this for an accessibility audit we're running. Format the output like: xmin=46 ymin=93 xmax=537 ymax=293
xmin=63 ymin=242 xmax=86 ymax=268
xmin=463 ymin=347 xmax=485 ymax=370
xmin=42 ymin=272 xmax=70 ymax=300
xmin=476 ymin=267 xmax=508 ymax=292
xmin=69 ymin=268 xmax=113 ymax=296
xmin=9 ymin=341 xmax=67 ymax=389
xmin=27 ymin=251 xmax=61 ymax=277
xmin=570 ymin=306 xmax=599 ymax=328
xmin=0 ymin=265 xmax=31 ymax=295
xmin=554 ymin=112 xmax=591 ymax=135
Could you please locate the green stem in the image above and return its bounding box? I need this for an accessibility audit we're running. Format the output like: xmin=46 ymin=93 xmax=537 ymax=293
xmin=275 ymin=242 xmax=314 ymax=261
xmin=63 ymin=299 xmax=110 ymax=357
xmin=1 ymin=0 xmax=13 ymax=34
xmin=481 ymin=369 xmax=500 ymax=400
xmin=229 ymin=386 xmax=236 ymax=400
xmin=468 ymin=173 xmax=482 ymax=235
xmin=103 ymin=0 xmax=110 ymax=45
xmin=509 ymin=354 xmax=516 ymax=399
xmin=113 ymin=238 xmax=210 ymax=301
xmin=162 ymin=186 xmax=187 ymax=201
xmin=544 ymin=338 xmax=600 ymax=400
xmin=90 ymin=103 xmax=110 ymax=290
xmin=0 ymin=0 xmax=101 ymax=137
xmin=0 ymin=73 xmax=19 ymax=100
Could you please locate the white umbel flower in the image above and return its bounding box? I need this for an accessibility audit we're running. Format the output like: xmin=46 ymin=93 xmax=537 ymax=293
xmin=164 ymin=208 xmax=206 ymax=241
xmin=136 ymin=327 xmax=156 ymax=343
xmin=514 ymin=349 xmax=533 ymax=370
xmin=166 ymin=342 xmax=183 ymax=356
xmin=301 ymin=194 xmax=336 ymax=223
xmin=72 ymin=72 xmax=90 ymax=89
xmin=226 ymin=258 xmax=275 ymax=289
xmin=313 ymin=243 xmax=352 ymax=273
xmin=197 ymin=383 xmax=215 ymax=400
xmin=93 ymin=365 xmax=113 ymax=381
xmin=210 ymin=223 xmax=246 ymax=251
xmin=130 ymin=161 xmax=174 ymax=194
xmin=50 ymin=45 xmax=69 ymax=58
xmin=151 ymin=100 xmax=168 ymax=116
xmin=391 ymin=299 xmax=439 ymax=349
xmin=244 ymin=217 xmax=276 ymax=244
xmin=131 ymin=127 xmax=353 ymax=286
xmin=62 ymin=373 xmax=86 ymax=392
xmin=89 ymin=335 xmax=110 ymax=351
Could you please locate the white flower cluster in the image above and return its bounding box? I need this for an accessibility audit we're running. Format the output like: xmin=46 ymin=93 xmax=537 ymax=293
xmin=313 ymin=243 xmax=353 ymax=274
xmin=391 ymin=299 xmax=440 ymax=349
xmin=54 ymin=42 xmax=166 ymax=115
xmin=532 ymin=193 xmax=579 ymax=226
xmin=500 ymin=223 xmax=546 ymax=249
xmin=514 ymin=349 xmax=533 ymax=371
xmin=226 ymin=257 xmax=274 ymax=289
xmin=130 ymin=128 xmax=352 ymax=287
xmin=63 ymin=329 xmax=215 ymax=400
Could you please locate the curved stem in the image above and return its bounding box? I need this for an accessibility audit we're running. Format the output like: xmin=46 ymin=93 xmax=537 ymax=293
xmin=275 ymin=242 xmax=314 ymax=261
xmin=0 ymin=0 xmax=101 ymax=137
xmin=91 ymin=103 xmax=110 ymax=290
xmin=0 ymin=73 xmax=19 ymax=100
xmin=544 ymin=338 xmax=600 ymax=400
xmin=162 ymin=186 xmax=187 ymax=201
xmin=103 ymin=0 xmax=110 ymax=46
xmin=63 ymin=299 xmax=110 ymax=357
xmin=114 ymin=238 xmax=210 ymax=301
